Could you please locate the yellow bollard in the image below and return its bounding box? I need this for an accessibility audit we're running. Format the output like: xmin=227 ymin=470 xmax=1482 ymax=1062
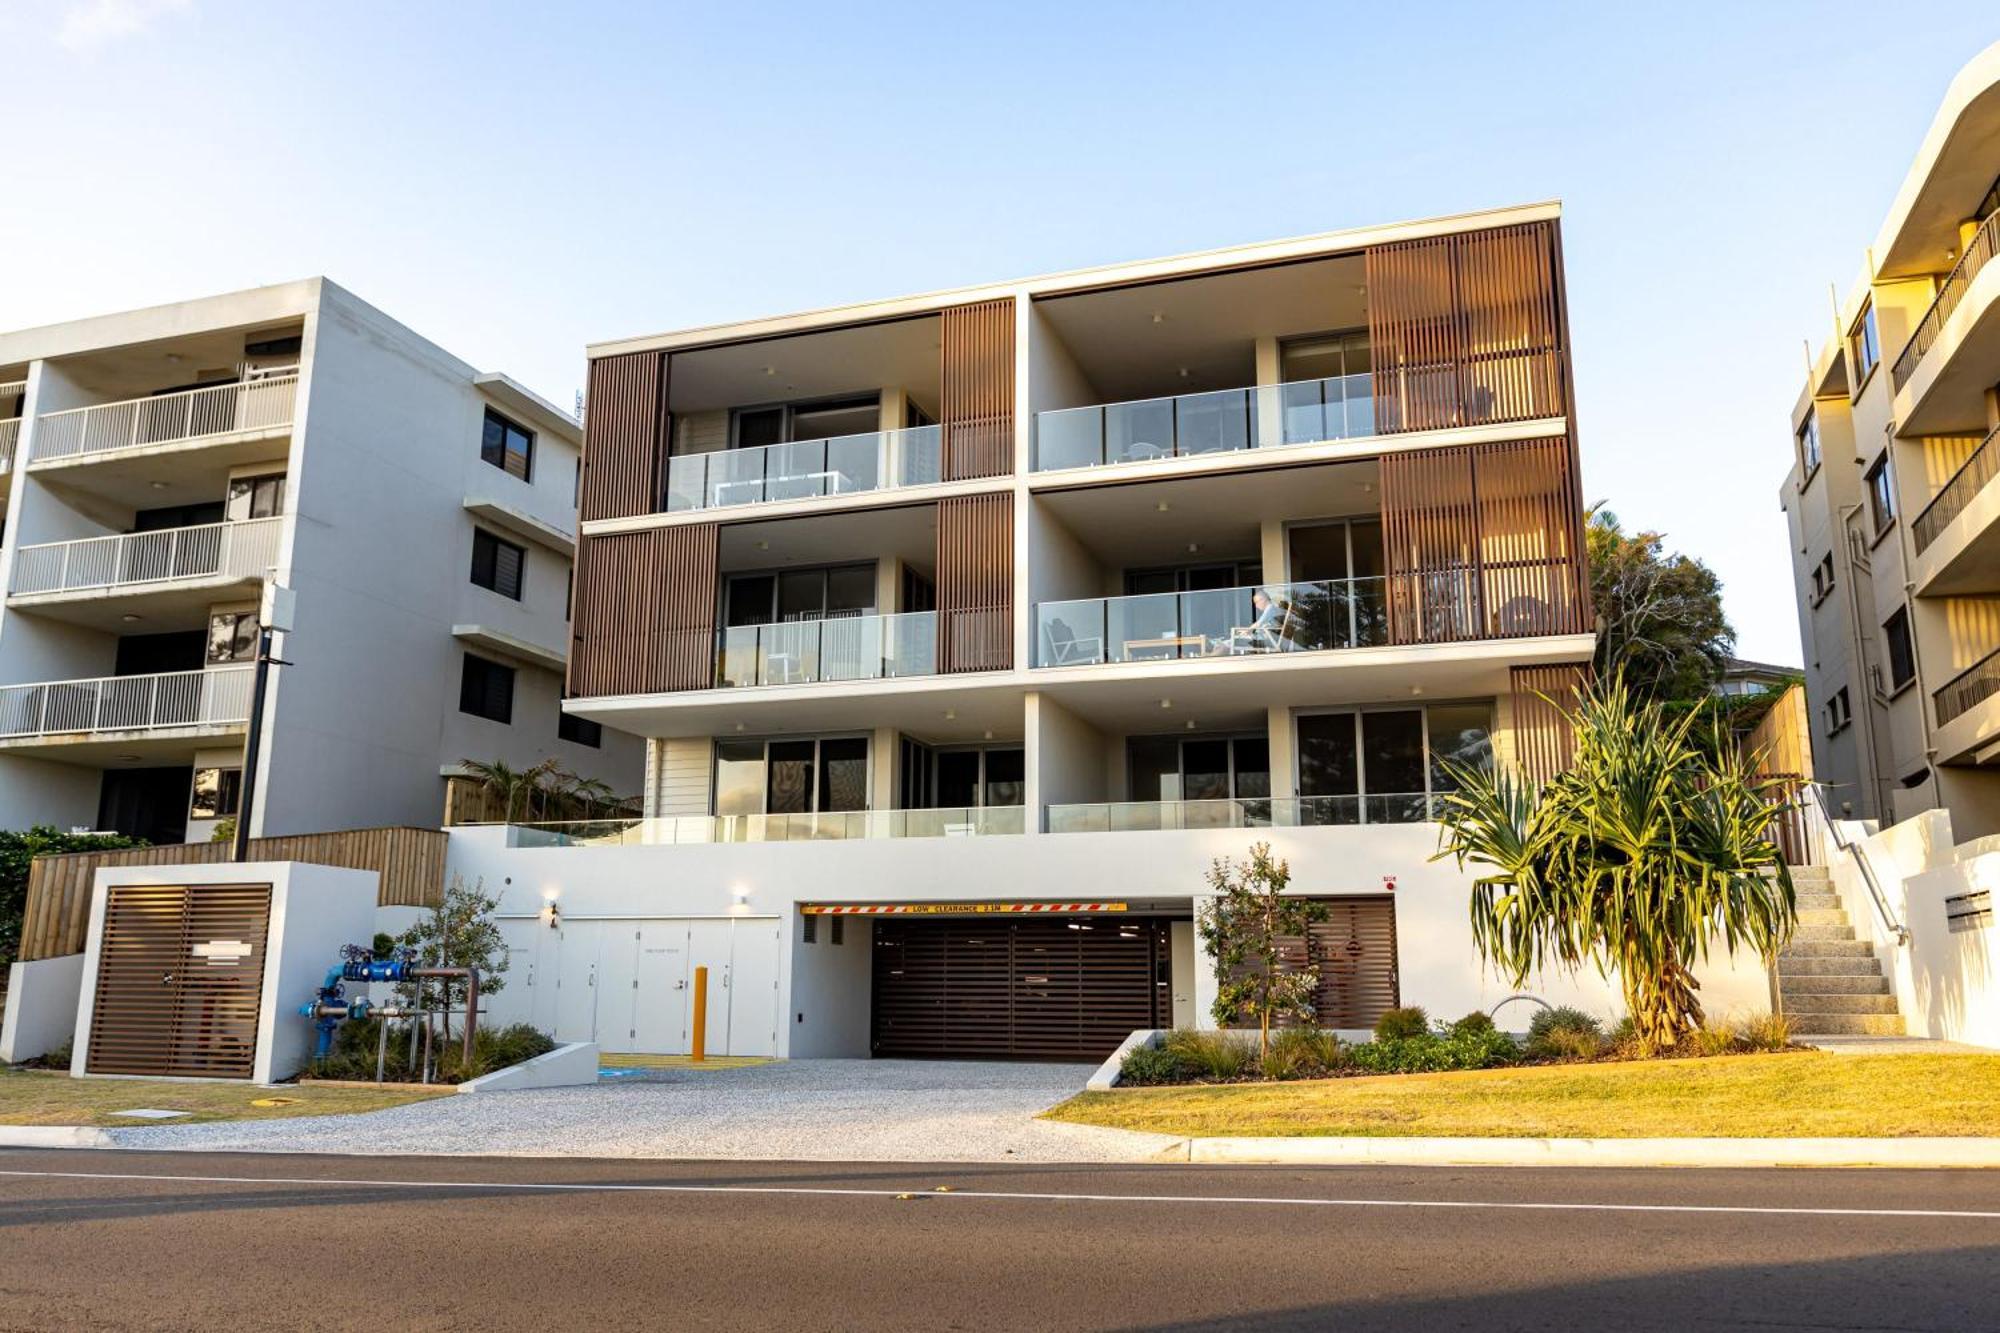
xmin=691 ymin=965 xmax=708 ymax=1062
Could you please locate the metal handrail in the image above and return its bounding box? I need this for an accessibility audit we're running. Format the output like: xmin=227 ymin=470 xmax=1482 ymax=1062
xmin=1805 ymin=784 xmax=1909 ymax=947
xmin=1912 ymin=422 xmax=2000 ymax=554
xmin=1934 ymin=642 xmax=2000 ymax=726
xmin=1891 ymin=210 xmax=2000 ymax=391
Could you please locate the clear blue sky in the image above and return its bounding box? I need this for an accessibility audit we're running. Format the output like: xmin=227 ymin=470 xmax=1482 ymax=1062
xmin=3 ymin=2 xmax=1996 ymax=667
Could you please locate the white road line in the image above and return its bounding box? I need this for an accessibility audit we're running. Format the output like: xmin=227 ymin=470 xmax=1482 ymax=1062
xmin=1 ymin=1168 xmax=1997 ymax=1219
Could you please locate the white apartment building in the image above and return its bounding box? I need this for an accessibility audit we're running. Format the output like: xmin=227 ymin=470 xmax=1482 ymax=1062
xmin=0 ymin=279 xmax=639 ymax=846
xmin=1782 ymin=41 xmax=2000 ymax=840
xmin=458 ymin=205 xmax=1773 ymax=1064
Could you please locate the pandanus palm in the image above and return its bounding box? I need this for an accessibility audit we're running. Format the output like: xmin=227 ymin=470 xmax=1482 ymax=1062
xmin=1432 ymin=676 xmax=1797 ymax=1054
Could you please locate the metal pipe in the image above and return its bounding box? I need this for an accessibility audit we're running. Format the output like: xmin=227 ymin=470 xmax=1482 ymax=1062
xmin=232 ymin=625 xmax=276 ymax=863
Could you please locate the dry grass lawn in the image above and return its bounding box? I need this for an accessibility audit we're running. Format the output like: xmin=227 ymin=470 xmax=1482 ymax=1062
xmin=0 ymin=1064 xmax=453 ymax=1127
xmin=1045 ymin=1052 xmax=2000 ymax=1139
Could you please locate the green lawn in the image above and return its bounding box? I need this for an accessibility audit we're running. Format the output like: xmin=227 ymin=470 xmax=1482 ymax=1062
xmin=0 ymin=1064 xmax=453 ymax=1127
xmin=1045 ymin=1052 xmax=2000 ymax=1139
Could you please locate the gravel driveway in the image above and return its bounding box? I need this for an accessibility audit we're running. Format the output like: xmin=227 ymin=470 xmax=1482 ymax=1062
xmin=104 ymin=1060 xmax=1177 ymax=1163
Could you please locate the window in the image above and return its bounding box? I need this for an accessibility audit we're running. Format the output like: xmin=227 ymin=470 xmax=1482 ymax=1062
xmin=1810 ymin=552 xmax=1836 ymax=606
xmin=1128 ymin=735 xmax=1271 ymax=805
xmin=189 ymin=767 xmax=241 ymax=820
xmin=931 ymin=747 xmax=1026 ymax=809
xmin=1883 ymin=608 xmax=1915 ymax=692
xmin=1296 ymin=704 xmax=1493 ymax=823
xmin=1796 ymin=409 xmax=1821 ymax=479
xmin=729 ymin=394 xmax=880 ymax=451
xmin=459 ymin=653 xmax=514 ymax=723
xmin=206 ymin=611 xmax=258 ymax=665
xmin=712 ymin=736 xmax=869 ymax=820
xmin=226 ymin=472 xmax=285 ymax=521
xmin=558 ymin=700 xmax=602 ymax=748
xmin=470 ymin=529 xmax=526 ymax=600
xmin=1849 ymin=301 xmax=1880 ymax=387
xmin=481 ymin=408 xmax=534 ymax=481
xmin=1823 ymin=686 xmax=1852 ymax=736
xmin=1865 ymin=452 xmax=1896 ymax=534
xmin=722 ymin=563 xmax=875 ymax=627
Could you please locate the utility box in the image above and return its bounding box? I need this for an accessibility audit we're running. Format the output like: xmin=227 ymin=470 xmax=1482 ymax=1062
xmin=72 ymin=861 xmax=378 ymax=1085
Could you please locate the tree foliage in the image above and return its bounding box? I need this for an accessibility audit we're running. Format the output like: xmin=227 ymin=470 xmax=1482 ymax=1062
xmin=395 ymin=875 xmax=510 ymax=1038
xmin=1588 ymin=507 xmax=1734 ymax=703
xmin=1431 ymin=675 xmax=1796 ymax=1054
xmin=1197 ymin=843 xmax=1329 ymax=1059
xmin=1 ymin=826 xmax=147 ymax=964
xmin=459 ymin=757 xmax=632 ymax=824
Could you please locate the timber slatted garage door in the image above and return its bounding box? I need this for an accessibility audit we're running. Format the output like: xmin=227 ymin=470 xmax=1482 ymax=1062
xmin=86 ymin=883 xmax=271 ymax=1078
xmin=871 ymin=919 xmax=1170 ymax=1061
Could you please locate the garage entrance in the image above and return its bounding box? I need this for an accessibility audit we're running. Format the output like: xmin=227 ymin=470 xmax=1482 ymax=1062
xmin=870 ymin=917 xmax=1174 ymax=1061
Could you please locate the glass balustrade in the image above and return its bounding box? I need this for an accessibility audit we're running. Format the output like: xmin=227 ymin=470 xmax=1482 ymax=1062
xmin=664 ymin=424 xmax=942 ymax=512
xmin=715 ymin=611 xmax=937 ymax=688
xmin=1043 ymin=793 xmax=1436 ymax=833
xmin=1033 ymin=374 xmax=1374 ymax=471
xmin=1035 ymin=578 xmax=1388 ymax=668
xmin=500 ymin=805 xmax=1026 ymax=847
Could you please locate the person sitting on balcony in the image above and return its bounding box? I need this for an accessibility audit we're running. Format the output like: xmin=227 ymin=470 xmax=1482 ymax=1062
xmin=1221 ymin=588 xmax=1289 ymax=654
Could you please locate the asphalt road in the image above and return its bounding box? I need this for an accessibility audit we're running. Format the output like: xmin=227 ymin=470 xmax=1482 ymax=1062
xmin=1 ymin=1150 xmax=1996 ymax=1331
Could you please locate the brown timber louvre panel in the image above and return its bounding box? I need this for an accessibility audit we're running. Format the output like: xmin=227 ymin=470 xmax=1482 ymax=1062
xmin=18 ymin=827 xmax=445 ymax=962
xmin=569 ymin=524 xmax=719 ymax=696
xmin=939 ymin=298 xmax=1015 ymax=480
xmin=1228 ymin=898 xmax=1401 ymax=1033
xmin=579 ymin=351 xmax=667 ymax=521
xmin=1378 ymin=439 xmax=1590 ymax=644
xmin=1365 ymin=220 xmax=1568 ymax=434
xmin=870 ymin=918 xmax=1170 ymax=1060
xmin=86 ymin=882 xmax=271 ymax=1078
xmin=1511 ymin=662 xmax=1591 ymax=786
xmin=936 ymin=493 xmax=1013 ymax=671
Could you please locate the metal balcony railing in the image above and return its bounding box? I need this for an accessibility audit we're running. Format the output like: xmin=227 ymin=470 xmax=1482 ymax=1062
xmin=1936 ymin=644 xmax=2000 ymax=727
xmin=664 ymin=424 xmax=943 ymax=513
xmin=1912 ymin=423 xmax=2000 ymax=555
xmin=716 ymin=610 xmax=938 ymax=688
xmin=0 ymin=666 xmax=254 ymax=739
xmin=11 ymin=516 xmax=284 ymax=596
xmin=1035 ymin=577 xmax=1389 ymax=668
xmin=1033 ymin=374 xmax=1375 ymax=472
xmin=0 ymin=417 xmax=19 ymax=472
xmin=1044 ymin=793 xmax=1440 ymax=833
xmin=503 ymin=805 xmax=1027 ymax=846
xmin=32 ymin=372 xmax=299 ymax=462
xmin=1891 ymin=212 xmax=2000 ymax=392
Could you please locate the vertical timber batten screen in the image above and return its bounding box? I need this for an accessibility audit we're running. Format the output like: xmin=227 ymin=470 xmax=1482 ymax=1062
xmin=1366 ymin=220 xmax=1567 ymax=435
xmin=1379 ymin=438 xmax=1590 ymax=644
xmin=1511 ymin=663 xmax=1591 ymax=787
xmin=936 ymin=493 xmax=1013 ymax=672
xmin=940 ymin=299 xmax=1015 ymax=480
xmin=570 ymin=524 xmax=719 ymax=697
xmin=86 ymin=882 xmax=273 ymax=1078
xmin=579 ymin=352 xmax=667 ymax=521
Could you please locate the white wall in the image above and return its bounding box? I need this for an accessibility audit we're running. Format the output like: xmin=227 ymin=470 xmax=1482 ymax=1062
xmin=787 ymin=908 xmax=871 ymax=1057
xmin=0 ymin=953 xmax=85 ymax=1062
xmin=1027 ymin=692 xmax=1108 ymax=814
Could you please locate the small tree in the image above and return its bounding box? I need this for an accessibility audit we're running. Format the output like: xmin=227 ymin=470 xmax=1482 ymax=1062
xmin=1588 ymin=506 xmax=1734 ymax=703
xmin=1197 ymin=843 xmax=1330 ymax=1060
xmin=395 ymin=875 xmax=510 ymax=1039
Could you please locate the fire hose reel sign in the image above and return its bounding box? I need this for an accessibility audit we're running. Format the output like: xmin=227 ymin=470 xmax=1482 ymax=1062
xmin=192 ymin=939 xmax=253 ymax=967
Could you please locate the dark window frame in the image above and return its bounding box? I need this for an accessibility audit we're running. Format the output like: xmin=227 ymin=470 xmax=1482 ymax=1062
xmin=1848 ymin=301 xmax=1880 ymax=391
xmin=1865 ymin=451 xmax=1896 ymax=536
xmin=205 ymin=610 xmax=259 ymax=665
xmin=470 ymin=527 xmax=527 ymax=601
xmin=459 ymin=653 xmax=515 ymax=724
xmin=1796 ymin=408 xmax=1821 ymax=482
xmin=481 ymin=407 xmax=535 ymax=482
xmin=558 ymin=700 xmax=602 ymax=748
xmin=1883 ymin=607 xmax=1915 ymax=694
xmin=188 ymin=766 xmax=242 ymax=820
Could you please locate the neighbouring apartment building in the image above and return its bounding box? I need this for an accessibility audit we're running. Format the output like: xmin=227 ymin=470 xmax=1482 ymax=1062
xmin=459 ymin=202 xmax=1771 ymax=1063
xmin=0 ymin=279 xmax=639 ymax=846
xmin=1781 ymin=41 xmax=2000 ymax=839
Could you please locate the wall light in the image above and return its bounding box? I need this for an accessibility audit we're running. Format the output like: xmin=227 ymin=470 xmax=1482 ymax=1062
xmin=541 ymin=900 xmax=562 ymax=930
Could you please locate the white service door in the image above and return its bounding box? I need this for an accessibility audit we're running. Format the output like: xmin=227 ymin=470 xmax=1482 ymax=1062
xmin=551 ymin=920 xmax=604 ymax=1044
xmin=726 ymin=921 xmax=782 ymax=1057
xmin=685 ymin=920 xmax=734 ymax=1055
xmin=633 ymin=922 xmax=694 ymax=1055
xmin=594 ymin=927 xmax=643 ymax=1055
xmin=490 ymin=920 xmax=543 ymax=1032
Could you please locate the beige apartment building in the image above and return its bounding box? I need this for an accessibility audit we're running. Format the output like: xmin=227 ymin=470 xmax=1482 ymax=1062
xmin=1782 ymin=41 xmax=2000 ymax=839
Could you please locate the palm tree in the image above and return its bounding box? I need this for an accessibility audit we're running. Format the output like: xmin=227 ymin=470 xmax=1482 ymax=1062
xmin=570 ymin=776 xmax=617 ymax=821
xmin=459 ymin=758 xmax=542 ymax=823
xmin=1432 ymin=674 xmax=1796 ymax=1054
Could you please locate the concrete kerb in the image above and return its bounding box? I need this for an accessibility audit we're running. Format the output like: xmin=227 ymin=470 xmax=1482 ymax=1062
xmin=0 ymin=1125 xmax=115 ymax=1149
xmin=1162 ymin=1135 xmax=2000 ymax=1169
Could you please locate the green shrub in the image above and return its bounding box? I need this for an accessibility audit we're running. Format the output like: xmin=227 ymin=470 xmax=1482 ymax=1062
xmin=1737 ymin=1011 xmax=1793 ymax=1053
xmin=1347 ymin=1027 xmax=1519 ymax=1074
xmin=1525 ymin=1006 xmax=1603 ymax=1060
xmin=1117 ymin=1043 xmax=1188 ymax=1086
xmin=1373 ymin=1006 xmax=1430 ymax=1041
xmin=1450 ymin=1010 xmax=1496 ymax=1037
xmin=1262 ymin=1027 xmax=1346 ymax=1081
xmin=1161 ymin=1028 xmax=1254 ymax=1080
xmin=12 ymin=1039 xmax=72 ymax=1071
xmin=309 ymin=1018 xmax=554 ymax=1084
xmin=1692 ymin=1019 xmax=1739 ymax=1058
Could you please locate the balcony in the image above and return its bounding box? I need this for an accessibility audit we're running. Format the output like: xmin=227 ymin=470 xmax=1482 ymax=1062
xmin=0 ymin=666 xmax=253 ymax=748
xmin=505 ymin=805 xmax=1027 ymax=846
xmin=1045 ymin=794 xmax=1438 ymax=832
xmin=1036 ymin=578 xmax=1387 ymax=668
xmin=1034 ymin=374 xmax=1374 ymax=473
xmin=1934 ymin=644 xmax=2000 ymax=765
xmin=32 ymin=373 xmax=298 ymax=464
xmin=665 ymin=425 xmax=943 ymax=514
xmin=11 ymin=516 xmax=283 ymax=600
xmin=1892 ymin=211 xmax=1999 ymax=393
xmin=716 ymin=610 xmax=938 ymax=688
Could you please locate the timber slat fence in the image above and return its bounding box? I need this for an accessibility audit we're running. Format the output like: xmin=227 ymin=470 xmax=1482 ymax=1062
xmin=17 ymin=826 xmax=446 ymax=962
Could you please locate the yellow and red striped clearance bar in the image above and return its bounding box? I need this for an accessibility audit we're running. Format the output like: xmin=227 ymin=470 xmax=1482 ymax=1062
xmin=801 ymin=902 xmax=1128 ymax=916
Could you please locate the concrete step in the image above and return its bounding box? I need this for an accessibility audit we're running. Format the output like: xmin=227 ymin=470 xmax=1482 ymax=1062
xmin=1790 ymin=922 xmax=1859 ymax=943
xmin=1779 ymin=939 xmax=1879 ymax=959
xmin=1774 ymin=972 xmax=1889 ymax=994
xmin=1791 ymin=871 xmax=1833 ymax=887
xmin=1794 ymin=889 xmax=1841 ymax=911
xmin=1779 ymin=992 xmax=1901 ymax=1015
xmin=1795 ymin=907 xmax=1849 ymax=927
xmin=1790 ymin=1013 xmax=1907 ymax=1037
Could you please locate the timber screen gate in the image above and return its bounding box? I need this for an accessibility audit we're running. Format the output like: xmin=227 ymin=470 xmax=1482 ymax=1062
xmin=870 ymin=917 xmax=1172 ymax=1061
xmin=85 ymin=882 xmax=271 ymax=1078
